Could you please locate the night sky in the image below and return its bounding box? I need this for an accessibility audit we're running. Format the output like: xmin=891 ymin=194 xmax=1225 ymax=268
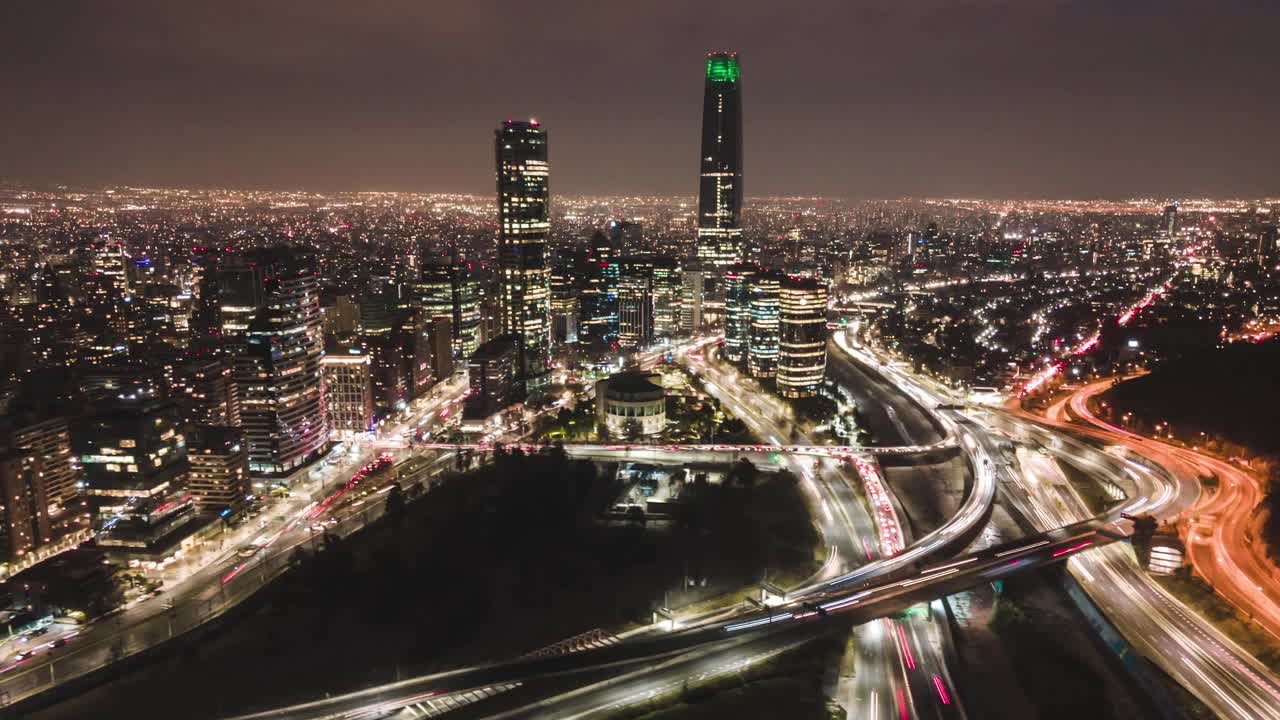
xmin=3 ymin=1 xmax=1278 ymax=198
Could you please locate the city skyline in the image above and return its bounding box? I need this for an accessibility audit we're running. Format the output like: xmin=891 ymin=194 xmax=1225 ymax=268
xmin=2 ymin=6 xmax=1280 ymax=719
xmin=3 ymin=2 xmax=1279 ymax=198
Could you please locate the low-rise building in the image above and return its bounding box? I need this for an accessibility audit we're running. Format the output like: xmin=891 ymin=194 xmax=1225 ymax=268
xmin=596 ymin=371 xmax=666 ymax=437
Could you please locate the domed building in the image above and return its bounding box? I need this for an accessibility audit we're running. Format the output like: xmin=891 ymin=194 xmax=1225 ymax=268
xmin=595 ymin=371 xmax=666 ymax=437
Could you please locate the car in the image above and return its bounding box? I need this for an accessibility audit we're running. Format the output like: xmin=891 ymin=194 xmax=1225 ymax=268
xmin=49 ymin=638 xmax=67 ymax=649
xmin=14 ymin=651 xmax=34 ymax=661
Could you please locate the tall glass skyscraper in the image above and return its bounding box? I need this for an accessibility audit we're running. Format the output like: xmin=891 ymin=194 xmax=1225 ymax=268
xmin=747 ymin=272 xmax=782 ymax=379
xmin=696 ymin=52 xmax=744 ymax=268
xmin=234 ymin=250 xmax=329 ymax=475
xmin=495 ymin=119 xmax=551 ymax=395
xmin=777 ymin=276 xmax=829 ymax=398
xmin=415 ymin=259 xmax=480 ymax=359
xmin=722 ymin=262 xmax=757 ymax=364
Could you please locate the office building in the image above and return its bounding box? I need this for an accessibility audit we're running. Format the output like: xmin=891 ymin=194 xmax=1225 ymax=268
xmin=681 ymin=268 xmax=706 ymax=335
xmin=550 ymin=249 xmax=580 ymax=345
xmin=463 ymin=335 xmax=517 ymax=422
xmin=495 ymin=119 xmax=552 ymax=395
xmin=403 ymin=310 xmax=453 ymax=398
xmin=235 ymin=261 xmax=329 ymax=475
xmin=652 ymin=257 xmax=684 ymax=339
xmin=73 ymin=398 xmax=189 ymax=523
xmin=416 ymin=261 xmax=481 ymax=360
xmin=321 ymin=347 xmax=375 ymax=439
xmin=581 ymin=230 xmax=620 ymax=345
xmin=747 ymin=272 xmax=782 ymax=378
xmin=617 ymin=257 xmax=655 ymax=350
xmin=777 ymin=276 xmax=829 ymax=398
xmin=696 ymin=52 xmax=745 ymax=268
xmin=722 ymin=263 xmax=758 ymax=363
xmin=186 ymin=426 xmax=250 ymax=516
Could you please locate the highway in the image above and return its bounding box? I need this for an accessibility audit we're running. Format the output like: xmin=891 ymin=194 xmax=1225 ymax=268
xmin=679 ymin=341 xmax=940 ymax=720
xmin=0 ymin=381 xmax=469 ymax=715
xmin=1047 ymin=378 xmax=1280 ymax=641
xmin=842 ymin=325 xmax=1280 ymax=720
xmin=984 ymin=392 xmax=1280 ymax=719
xmin=220 ymin=519 xmax=1116 ymax=720
xmin=217 ymin=335 xmax=996 ymax=720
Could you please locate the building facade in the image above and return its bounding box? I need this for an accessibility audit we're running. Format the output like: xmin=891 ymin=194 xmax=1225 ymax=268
xmin=652 ymin=257 xmax=684 ymax=339
xmin=320 ymin=348 xmax=375 ymax=439
xmin=495 ymin=120 xmax=552 ymax=395
xmin=186 ymin=426 xmax=250 ymax=516
xmin=696 ymin=52 xmax=745 ymax=268
xmin=172 ymin=358 xmax=240 ymax=428
xmin=595 ymin=372 xmax=666 ymax=437
xmin=73 ymin=399 xmax=189 ymax=520
xmin=0 ymin=449 xmax=51 ymax=564
xmin=463 ymin=334 xmax=518 ymax=422
xmin=777 ymin=276 xmax=829 ymax=398
xmin=415 ymin=260 xmax=480 ymax=359
xmin=722 ymin=263 xmax=757 ymax=364
xmin=1 ymin=416 xmax=77 ymax=511
xmin=747 ymin=272 xmax=782 ymax=378
xmin=235 ymin=287 xmax=329 ymax=475
xmin=617 ymin=257 xmax=655 ymax=350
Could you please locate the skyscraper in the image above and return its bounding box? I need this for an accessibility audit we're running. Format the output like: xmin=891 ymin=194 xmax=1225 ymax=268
xmin=680 ymin=267 xmax=706 ymax=335
xmin=777 ymin=276 xmax=829 ymax=398
xmin=651 ymin=257 xmax=684 ymax=339
xmin=582 ymin=229 xmax=620 ymax=344
xmin=232 ymin=249 xmax=329 ymax=475
xmin=320 ymin=346 xmax=374 ymax=440
xmin=415 ymin=259 xmax=480 ymax=359
xmin=549 ymin=248 xmax=580 ymax=345
xmin=747 ymin=272 xmax=782 ymax=378
xmin=617 ymin=257 xmax=655 ymax=350
xmin=696 ymin=52 xmax=744 ymax=268
xmin=722 ymin=262 xmax=757 ymax=364
xmin=495 ymin=119 xmax=552 ymax=396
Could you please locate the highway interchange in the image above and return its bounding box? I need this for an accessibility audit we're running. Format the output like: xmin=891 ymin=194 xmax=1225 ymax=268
xmin=8 ymin=321 xmax=1280 ymax=719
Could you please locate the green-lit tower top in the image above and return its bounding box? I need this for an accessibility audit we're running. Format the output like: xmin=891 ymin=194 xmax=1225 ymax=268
xmin=706 ymin=52 xmax=740 ymax=83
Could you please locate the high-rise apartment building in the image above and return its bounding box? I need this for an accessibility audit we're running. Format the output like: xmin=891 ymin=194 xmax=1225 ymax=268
xmin=172 ymin=358 xmax=240 ymax=428
xmin=495 ymin=119 xmax=552 ymax=395
xmin=549 ymin=249 xmax=580 ymax=346
xmin=186 ymin=426 xmax=250 ymax=516
xmin=696 ymin=52 xmax=745 ymax=268
xmin=0 ymin=416 xmax=77 ymax=511
xmin=0 ymin=449 xmax=51 ymax=564
xmin=777 ymin=276 xmax=829 ymax=398
xmin=233 ymin=250 xmax=328 ymax=475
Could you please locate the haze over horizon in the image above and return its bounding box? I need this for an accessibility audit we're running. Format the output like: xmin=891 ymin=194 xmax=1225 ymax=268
xmin=3 ymin=1 xmax=1278 ymax=199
